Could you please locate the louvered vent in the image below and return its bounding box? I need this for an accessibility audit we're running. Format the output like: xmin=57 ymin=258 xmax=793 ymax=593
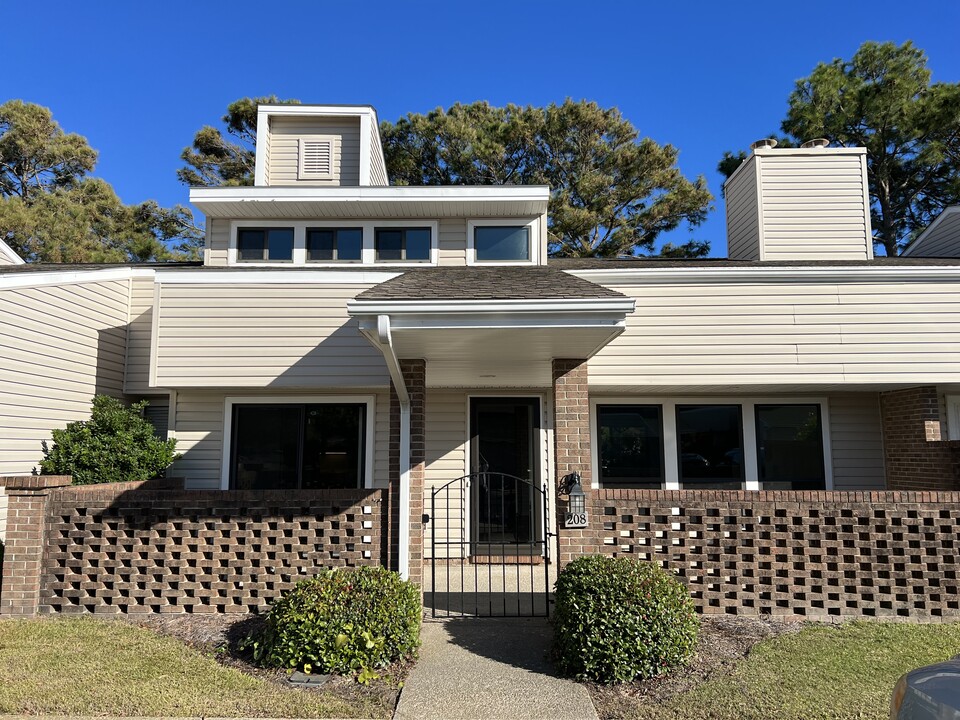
xmin=299 ymin=137 xmax=334 ymax=179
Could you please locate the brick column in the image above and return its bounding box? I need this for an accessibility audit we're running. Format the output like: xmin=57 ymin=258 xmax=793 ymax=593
xmin=1 ymin=475 xmax=71 ymax=616
xmin=880 ymin=387 xmax=959 ymax=491
xmin=552 ymin=359 xmax=592 ymax=566
xmin=389 ymin=359 xmax=426 ymax=586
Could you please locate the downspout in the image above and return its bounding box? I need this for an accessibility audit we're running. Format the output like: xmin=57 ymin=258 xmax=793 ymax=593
xmin=375 ymin=315 xmax=411 ymax=580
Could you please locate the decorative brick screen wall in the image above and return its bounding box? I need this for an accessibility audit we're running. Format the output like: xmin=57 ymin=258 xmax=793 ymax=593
xmin=568 ymin=489 xmax=960 ymax=621
xmin=881 ymin=386 xmax=960 ymax=491
xmin=2 ymin=476 xmax=387 ymax=615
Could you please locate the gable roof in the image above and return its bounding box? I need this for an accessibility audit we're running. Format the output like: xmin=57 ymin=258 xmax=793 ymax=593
xmin=0 ymin=239 xmax=24 ymax=265
xmin=902 ymin=206 xmax=960 ymax=257
xmin=355 ymin=266 xmax=626 ymax=301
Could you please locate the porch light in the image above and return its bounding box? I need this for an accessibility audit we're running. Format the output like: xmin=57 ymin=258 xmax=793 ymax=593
xmin=561 ymin=471 xmax=587 ymax=529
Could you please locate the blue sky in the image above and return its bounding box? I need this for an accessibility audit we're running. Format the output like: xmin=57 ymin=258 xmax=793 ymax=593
xmin=4 ymin=0 xmax=959 ymax=256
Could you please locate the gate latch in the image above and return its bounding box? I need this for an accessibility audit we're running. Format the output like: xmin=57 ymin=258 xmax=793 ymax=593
xmin=422 ymin=513 xmax=431 ymax=525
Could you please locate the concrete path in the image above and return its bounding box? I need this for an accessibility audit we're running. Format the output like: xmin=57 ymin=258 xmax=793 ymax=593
xmin=394 ymin=618 xmax=598 ymax=720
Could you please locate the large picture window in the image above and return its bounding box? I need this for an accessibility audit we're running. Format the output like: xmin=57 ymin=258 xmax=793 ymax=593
xmin=755 ymin=404 xmax=825 ymax=490
xmin=474 ymin=226 xmax=530 ymax=262
xmin=230 ymin=403 xmax=366 ymax=490
xmin=597 ymin=405 xmax=664 ymax=488
xmin=676 ymin=405 xmax=744 ymax=489
xmin=237 ymin=228 xmax=294 ymax=262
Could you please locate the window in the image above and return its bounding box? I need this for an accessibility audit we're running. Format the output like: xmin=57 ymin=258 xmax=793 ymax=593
xmin=230 ymin=403 xmax=366 ymax=490
xmin=375 ymin=227 xmax=431 ymax=262
xmin=597 ymin=405 xmax=664 ymax=488
xmin=755 ymin=405 xmax=825 ymax=490
xmin=676 ymin=405 xmax=744 ymax=489
xmin=237 ymin=228 xmax=294 ymax=262
xmin=474 ymin=226 xmax=530 ymax=262
xmin=306 ymin=228 xmax=362 ymax=262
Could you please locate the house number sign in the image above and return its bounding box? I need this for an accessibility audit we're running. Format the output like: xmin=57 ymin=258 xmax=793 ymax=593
xmin=564 ymin=510 xmax=587 ymax=529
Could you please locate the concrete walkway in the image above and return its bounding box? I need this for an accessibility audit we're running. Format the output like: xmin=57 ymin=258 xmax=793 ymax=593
xmin=394 ymin=618 xmax=598 ymax=720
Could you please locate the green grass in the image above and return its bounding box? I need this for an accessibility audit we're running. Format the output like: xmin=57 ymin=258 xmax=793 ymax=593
xmin=620 ymin=621 xmax=960 ymax=720
xmin=0 ymin=616 xmax=385 ymax=718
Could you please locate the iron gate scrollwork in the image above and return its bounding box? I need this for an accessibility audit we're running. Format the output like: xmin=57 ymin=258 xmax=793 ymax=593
xmin=426 ymin=472 xmax=551 ymax=617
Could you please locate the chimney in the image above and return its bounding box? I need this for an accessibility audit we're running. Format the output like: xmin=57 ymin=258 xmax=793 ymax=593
xmin=724 ymin=141 xmax=873 ymax=261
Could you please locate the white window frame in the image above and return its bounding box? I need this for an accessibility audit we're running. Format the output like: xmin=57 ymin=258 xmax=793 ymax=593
xmin=466 ymin=217 xmax=541 ymax=266
xmin=298 ymin=135 xmax=337 ymax=180
xmin=590 ymin=396 xmax=833 ymax=491
xmin=220 ymin=394 xmax=376 ymax=490
xmin=228 ymin=220 xmax=439 ymax=267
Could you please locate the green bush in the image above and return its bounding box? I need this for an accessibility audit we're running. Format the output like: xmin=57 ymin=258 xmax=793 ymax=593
xmin=39 ymin=395 xmax=179 ymax=485
xmin=249 ymin=567 xmax=421 ymax=680
xmin=554 ymin=555 xmax=699 ymax=683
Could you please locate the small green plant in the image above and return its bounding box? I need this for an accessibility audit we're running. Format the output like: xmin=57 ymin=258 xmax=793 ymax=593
xmin=39 ymin=395 xmax=179 ymax=485
xmin=554 ymin=555 xmax=699 ymax=683
xmin=247 ymin=567 xmax=421 ymax=682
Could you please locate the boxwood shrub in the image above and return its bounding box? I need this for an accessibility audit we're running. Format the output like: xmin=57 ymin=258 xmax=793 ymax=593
xmin=249 ymin=566 xmax=421 ymax=679
xmin=554 ymin=555 xmax=699 ymax=683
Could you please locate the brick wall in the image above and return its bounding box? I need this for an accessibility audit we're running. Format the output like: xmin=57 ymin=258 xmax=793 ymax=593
xmin=880 ymin=387 xmax=960 ymax=491
xmin=575 ymin=488 xmax=960 ymax=621
xmin=389 ymin=359 xmax=426 ymax=585
xmin=2 ymin=476 xmax=387 ymax=615
xmin=553 ymin=359 xmax=593 ymax=565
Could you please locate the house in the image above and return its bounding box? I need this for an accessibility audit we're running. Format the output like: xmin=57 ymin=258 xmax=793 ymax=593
xmin=1 ymin=105 xmax=959 ymax=620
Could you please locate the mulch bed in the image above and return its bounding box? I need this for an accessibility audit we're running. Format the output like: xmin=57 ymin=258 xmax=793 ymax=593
xmin=587 ymin=615 xmax=805 ymax=720
xmin=118 ymin=613 xmax=408 ymax=716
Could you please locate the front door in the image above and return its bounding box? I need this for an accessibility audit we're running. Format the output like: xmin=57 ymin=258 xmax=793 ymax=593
xmin=469 ymin=397 xmax=541 ymax=554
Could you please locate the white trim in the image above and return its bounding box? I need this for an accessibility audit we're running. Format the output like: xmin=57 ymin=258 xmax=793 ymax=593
xmin=903 ymin=206 xmax=960 ymax=257
xmin=947 ymin=395 xmax=960 ymax=441
xmin=466 ymin=217 xmax=541 ymax=266
xmin=157 ymin=269 xmax=400 ymax=285
xmin=148 ymin=281 xmax=161 ymax=389
xmin=589 ymin=396 xmax=833 ymax=491
xmin=358 ymin=114 xmax=372 ymax=186
xmin=567 ymin=265 xmax=960 ymax=284
xmin=349 ymin=297 xmax=636 ymax=315
xmin=226 ymin=219 xmax=439 ymax=267
xmin=860 ymin=153 xmax=875 ymax=260
xmin=0 ymin=266 xmax=153 ymax=290
xmin=755 ymin=154 xmax=766 ymax=262
xmin=219 ymin=394 xmax=376 ymax=491
xmin=190 ymin=185 xmax=551 ymax=203
xmin=0 ymin=238 xmax=24 ymax=265
xmin=258 ymin=104 xmax=379 ymax=118
xmin=753 ymin=146 xmax=866 ymax=158
xmin=254 ymin=108 xmax=269 ymax=187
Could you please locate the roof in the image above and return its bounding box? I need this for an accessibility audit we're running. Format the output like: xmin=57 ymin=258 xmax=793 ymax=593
xmin=902 ymin=206 xmax=960 ymax=257
xmin=355 ymin=266 xmax=626 ymax=301
xmin=0 ymin=261 xmax=203 ymax=274
xmin=548 ymin=256 xmax=960 ymax=269
xmin=0 ymin=239 xmax=24 ymax=265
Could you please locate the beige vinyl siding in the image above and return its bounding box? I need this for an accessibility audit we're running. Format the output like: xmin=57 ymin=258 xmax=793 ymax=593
xmin=725 ymin=156 xmax=760 ymax=260
xmin=827 ymin=393 xmax=885 ymax=490
xmin=438 ymin=218 xmax=467 ymax=265
xmin=172 ymin=389 xmax=390 ymax=490
xmin=266 ymin=116 xmax=360 ymax=187
xmin=154 ymin=282 xmax=389 ymax=388
xmin=205 ymin=217 xmax=230 ymax=266
xmin=590 ymin=278 xmax=960 ymax=387
xmin=908 ymin=211 xmax=960 ymax=257
xmin=124 ymin=275 xmax=156 ymax=393
xmin=760 ymin=152 xmax=870 ymax=260
xmin=0 ymin=279 xmax=129 ymax=474
xmin=369 ymin=121 xmax=388 ymax=186
xmin=0 ymin=255 xmax=17 ymax=266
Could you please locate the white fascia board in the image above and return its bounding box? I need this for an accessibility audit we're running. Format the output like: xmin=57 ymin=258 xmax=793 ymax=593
xmin=357 ymin=314 xmax=629 ymax=332
xmin=0 ymin=266 xmax=154 ymax=290
xmin=567 ymin=265 xmax=960 ymax=284
xmin=0 ymin=239 xmax=25 ymax=265
xmin=258 ymin=104 xmax=378 ymax=118
xmin=752 ymin=146 xmax=867 ymax=157
xmin=902 ymin=206 xmax=960 ymax=257
xmin=190 ymin=185 xmax=550 ymax=204
xmin=156 ymin=270 xmax=400 ymax=285
xmin=347 ymin=297 xmax=636 ymax=315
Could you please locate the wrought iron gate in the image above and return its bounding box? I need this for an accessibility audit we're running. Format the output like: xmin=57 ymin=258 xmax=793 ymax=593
xmin=426 ymin=472 xmax=552 ymax=618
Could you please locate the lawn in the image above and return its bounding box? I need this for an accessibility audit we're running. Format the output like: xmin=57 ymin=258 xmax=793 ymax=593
xmin=0 ymin=616 xmax=388 ymax=718
xmin=592 ymin=620 xmax=960 ymax=720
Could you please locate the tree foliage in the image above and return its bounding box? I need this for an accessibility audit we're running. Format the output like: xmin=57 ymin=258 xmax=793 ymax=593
xmin=0 ymin=99 xmax=202 ymax=262
xmin=178 ymin=96 xmax=300 ymax=187
xmin=719 ymin=42 xmax=960 ymax=256
xmin=382 ymin=100 xmax=713 ymax=257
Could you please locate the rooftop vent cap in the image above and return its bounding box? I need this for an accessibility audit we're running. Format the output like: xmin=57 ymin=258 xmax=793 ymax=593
xmin=800 ymin=138 xmax=830 ymax=149
xmin=750 ymin=138 xmax=778 ymax=150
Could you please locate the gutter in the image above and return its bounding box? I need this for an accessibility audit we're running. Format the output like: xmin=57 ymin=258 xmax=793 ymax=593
xmin=370 ymin=315 xmax=411 ymax=580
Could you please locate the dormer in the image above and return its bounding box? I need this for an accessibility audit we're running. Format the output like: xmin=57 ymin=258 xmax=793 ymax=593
xmin=254 ymin=105 xmax=389 ymax=187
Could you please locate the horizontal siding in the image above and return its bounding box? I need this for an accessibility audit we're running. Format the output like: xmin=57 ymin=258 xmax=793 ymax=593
xmin=724 ymin=157 xmax=760 ymax=260
xmin=174 ymin=389 xmax=390 ymax=490
xmin=205 ymin=217 xmax=230 ymax=266
xmin=369 ymin=121 xmax=388 ymax=186
xmin=124 ymin=276 xmax=155 ymax=393
xmin=154 ymin=283 xmax=389 ymax=387
xmin=425 ymin=390 xmax=468 ymax=557
xmin=591 ymin=278 xmax=960 ymax=387
xmin=828 ymin=393 xmax=885 ymax=490
xmin=913 ymin=212 xmax=960 ymax=257
xmin=0 ymin=280 xmax=130 ymax=474
xmin=438 ymin=218 xmax=467 ymax=265
xmin=760 ymin=154 xmax=870 ymax=260
xmin=266 ymin=116 xmax=360 ymax=187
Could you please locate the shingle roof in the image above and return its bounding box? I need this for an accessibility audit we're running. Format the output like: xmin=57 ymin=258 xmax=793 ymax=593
xmin=548 ymin=257 xmax=960 ymax=269
xmin=0 ymin=261 xmax=203 ymax=273
xmin=355 ymin=266 xmax=626 ymax=301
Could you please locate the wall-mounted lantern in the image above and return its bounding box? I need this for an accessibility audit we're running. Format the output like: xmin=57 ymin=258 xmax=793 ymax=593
xmin=560 ymin=471 xmax=587 ymax=528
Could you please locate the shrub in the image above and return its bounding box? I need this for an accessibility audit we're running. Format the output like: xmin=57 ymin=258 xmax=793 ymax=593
xmin=554 ymin=555 xmax=699 ymax=683
xmin=39 ymin=395 xmax=179 ymax=485
xmin=249 ymin=566 xmax=421 ymax=680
